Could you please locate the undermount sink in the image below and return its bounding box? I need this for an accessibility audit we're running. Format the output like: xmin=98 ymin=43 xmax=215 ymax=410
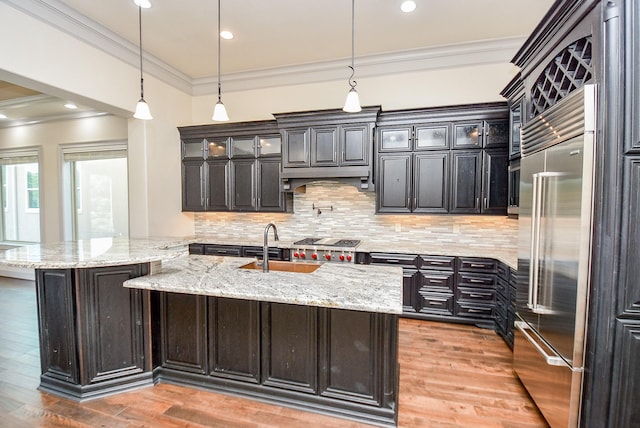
xmin=239 ymin=260 xmax=321 ymax=273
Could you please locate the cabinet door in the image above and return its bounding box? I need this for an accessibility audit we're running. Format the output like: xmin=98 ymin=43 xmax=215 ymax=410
xmin=482 ymin=149 xmax=508 ymax=214
xmin=282 ymin=128 xmax=310 ymax=167
xmin=341 ymin=124 xmax=369 ymax=165
xmin=160 ymin=292 xmax=207 ymax=374
xmin=378 ymin=127 xmax=411 ymax=152
xmin=182 ymin=160 xmax=205 ymax=211
xmin=36 ymin=269 xmax=79 ymax=384
xmin=257 ymin=158 xmax=284 ymax=211
xmin=311 ymin=127 xmax=338 ymax=166
xmin=230 ymin=137 xmax=256 ymax=158
xmin=230 ymin=158 xmax=257 ymax=211
xmin=484 ymin=120 xmax=510 ymax=148
xmin=450 ymin=150 xmax=482 ymax=213
xmin=414 ymin=152 xmax=449 ymax=213
xmin=77 ymin=265 xmax=150 ymax=384
xmin=453 ymin=122 xmax=483 ymax=149
xmin=182 ymin=139 xmax=206 ymax=159
xmin=261 ymin=303 xmax=318 ymax=394
xmin=209 ymin=298 xmax=260 ymax=383
xmin=377 ymin=154 xmax=412 ymax=213
xmin=206 ymin=160 xmax=229 ymax=211
xmin=402 ymin=268 xmax=420 ymax=313
xmin=509 ymin=101 xmax=523 ymax=156
xmin=415 ymin=125 xmax=449 ymax=150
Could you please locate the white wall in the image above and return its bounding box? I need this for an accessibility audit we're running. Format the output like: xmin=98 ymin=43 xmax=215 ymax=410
xmin=1 ymin=2 xmax=517 ymax=243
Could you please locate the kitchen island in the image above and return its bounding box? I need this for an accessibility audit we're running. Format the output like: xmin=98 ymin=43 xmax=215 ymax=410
xmin=0 ymin=238 xmax=402 ymax=427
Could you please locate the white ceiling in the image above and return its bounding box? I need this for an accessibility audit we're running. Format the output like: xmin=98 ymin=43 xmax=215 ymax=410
xmin=57 ymin=0 xmax=554 ymax=79
xmin=0 ymin=0 xmax=555 ymax=128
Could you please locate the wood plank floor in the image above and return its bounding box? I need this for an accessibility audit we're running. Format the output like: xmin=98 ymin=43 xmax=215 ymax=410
xmin=0 ymin=277 xmax=548 ymax=427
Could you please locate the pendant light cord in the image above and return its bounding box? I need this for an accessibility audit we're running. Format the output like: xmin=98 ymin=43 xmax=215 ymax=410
xmin=348 ymin=0 xmax=356 ymax=89
xmin=138 ymin=5 xmax=144 ymax=99
xmin=217 ymin=0 xmax=222 ymax=102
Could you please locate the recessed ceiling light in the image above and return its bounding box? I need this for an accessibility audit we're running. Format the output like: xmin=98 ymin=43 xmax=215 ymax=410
xmin=220 ymin=30 xmax=234 ymax=40
xmin=134 ymin=0 xmax=151 ymax=8
xmin=400 ymin=0 xmax=416 ymax=13
xmin=0 ymin=113 xmax=7 ymax=119
xmin=64 ymin=103 xmax=78 ymax=109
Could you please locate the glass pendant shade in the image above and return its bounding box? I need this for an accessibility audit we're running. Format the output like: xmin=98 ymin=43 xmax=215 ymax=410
xmin=343 ymin=88 xmax=361 ymax=113
xmin=134 ymin=98 xmax=153 ymax=120
xmin=212 ymin=100 xmax=229 ymax=121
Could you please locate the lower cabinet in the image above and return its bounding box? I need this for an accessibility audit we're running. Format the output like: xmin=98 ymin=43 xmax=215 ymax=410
xmin=153 ymin=295 xmax=398 ymax=426
xmin=36 ymin=264 xmax=152 ymax=400
xmin=366 ymin=252 xmax=514 ymax=339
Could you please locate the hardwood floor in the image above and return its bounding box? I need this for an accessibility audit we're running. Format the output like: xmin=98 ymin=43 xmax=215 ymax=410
xmin=0 ymin=277 xmax=547 ymax=427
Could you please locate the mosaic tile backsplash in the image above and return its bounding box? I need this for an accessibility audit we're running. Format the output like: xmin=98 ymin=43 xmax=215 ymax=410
xmin=194 ymin=181 xmax=518 ymax=254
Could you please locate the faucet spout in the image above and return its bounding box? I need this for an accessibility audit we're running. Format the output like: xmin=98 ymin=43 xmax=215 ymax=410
xmin=263 ymin=223 xmax=279 ymax=273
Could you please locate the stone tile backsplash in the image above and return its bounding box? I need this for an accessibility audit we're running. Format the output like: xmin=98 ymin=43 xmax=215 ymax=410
xmin=194 ymin=181 xmax=518 ymax=251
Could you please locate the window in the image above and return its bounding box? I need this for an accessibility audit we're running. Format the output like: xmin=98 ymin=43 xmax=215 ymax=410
xmin=61 ymin=143 xmax=129 ymax=240
xmin=0 ymin=149 xmax=41 ymax=243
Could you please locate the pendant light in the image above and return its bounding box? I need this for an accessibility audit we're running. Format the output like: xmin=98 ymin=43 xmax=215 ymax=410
xmin=343 ymin=0 xmax=361 ymax=113
xmin=212 ymin=0 xmax=229 ymax=121
xmin=133 ymin=3 xmax=152 ymax=120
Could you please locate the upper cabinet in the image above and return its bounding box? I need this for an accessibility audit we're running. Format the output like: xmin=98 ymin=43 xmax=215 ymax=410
xmin=275 ymin=106 xmax=380 ymax=192
xmin=376 ymin=103 xmax=509 ymax=215
xmin=178 ymin=121 xmax=291 ymax=213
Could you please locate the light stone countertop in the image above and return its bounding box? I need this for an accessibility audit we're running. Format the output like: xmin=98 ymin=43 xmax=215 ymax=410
xmin=0 ymin=237 xmax=192 ymax=269
xmin=124 ymin=254 xmax=404 ymax=314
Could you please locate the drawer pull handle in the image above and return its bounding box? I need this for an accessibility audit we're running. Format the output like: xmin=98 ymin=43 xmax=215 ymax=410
xmin=470 ymin=263 xmax=489 ymax=268
xmin=469 ymin=293 xmax=491 ymax=298
xmin=467 ymin=308 xmax=487 ymax=313
xmin=429 ymin=301 xmax=444 ymax=305
xmin=469 ymin=278 xmax=487 ymax=283
xmin=429 ymin=261 xmax=447 ymax=265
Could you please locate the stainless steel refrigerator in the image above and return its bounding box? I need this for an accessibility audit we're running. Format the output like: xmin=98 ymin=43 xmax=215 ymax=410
xmin=514 ymin=84 xmax=596 ymax=428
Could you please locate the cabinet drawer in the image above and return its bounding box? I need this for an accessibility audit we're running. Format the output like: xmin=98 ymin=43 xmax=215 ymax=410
xmin=455 ymin=303 xmax=494 ymax=319
xmin=457 ymin=272 xmax=497 ymax=288
xmin=419 ymin=255 xmax=455 ymax=270
xmin=189 ymin=243 xmax=205 ymax=254
xmin=457 ymin=257 xmax=497 ymax=273
xmin=420 ymin=270 xmax=455 ymax=292
xmin=370 ymin=253 xmax=419 ymax=268
xmin=496 ymin=278 xmax=508 ymax=297
xmin=456 ymin=286 xmax=496 ymax=304
xmin=417 ymin=292 xmax=454 ymax=316
xmin=497 ymin=262 xmax=509 ymax=280
xmin=242 ymin=246 xmax=282 ymax=260
xmin=204 ymin=245 xmax=242 ymax=257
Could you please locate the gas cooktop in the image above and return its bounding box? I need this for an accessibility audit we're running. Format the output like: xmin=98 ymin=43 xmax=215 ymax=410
xmin=292 ymin=238 xmax=361 ymax=247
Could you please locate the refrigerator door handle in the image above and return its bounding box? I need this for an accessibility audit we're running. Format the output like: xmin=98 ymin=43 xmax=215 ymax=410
xmin=515 ymin=321 xmax=573 ymax=368
xmin=528 ymin=173 xmax=543 ymax=310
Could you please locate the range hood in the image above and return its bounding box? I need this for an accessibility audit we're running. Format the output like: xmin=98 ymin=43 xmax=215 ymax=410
xmin=274 ymin=106 xmax=381 ymax=193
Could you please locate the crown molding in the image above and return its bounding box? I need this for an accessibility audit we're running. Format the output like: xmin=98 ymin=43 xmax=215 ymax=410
xmin=6 ymin=0 xmax=526 ymax=97
xmin=192 ymin=37 xmax=526 ymax=95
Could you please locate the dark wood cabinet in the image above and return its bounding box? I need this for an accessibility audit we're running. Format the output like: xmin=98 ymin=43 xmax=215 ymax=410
xmin=179 ymin=121 xmax=290 ymax=212
xmin=209 ymin=298 xmax=260 ymax=383
xmin=36 ymin=264 xmax=152 ymax=400
xmin=377 ymin=154 xmax=412 ymax=213
xmin=367 ymin=253 xmax=499 ymax=329
xmin=159 ymin=292 xmax=207 ymax=374
xmin=262 ymin=303 xmax=318 ymax=393
xmin=482 ymin=149 xmax=509 ymax=214
xmin=275 ymin=107 xmax=380 ymax=192
xmin=153 ymin=294 xmax=398 ymax=426
xmin=450 ymin=150 xmax=482 ymax=213
xmin=376 ymin=104 xmax=508 ymax=215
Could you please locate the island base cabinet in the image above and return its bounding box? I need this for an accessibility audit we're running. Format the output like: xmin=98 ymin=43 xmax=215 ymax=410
xmin=154 ymin=297 xmax=399 ymax=427
xmin=35 ymin=264 xmax=152 ymax=401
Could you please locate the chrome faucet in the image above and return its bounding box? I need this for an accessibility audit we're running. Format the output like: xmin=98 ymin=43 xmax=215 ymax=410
xmin=263 ymin=223 xmax=279 ymax=272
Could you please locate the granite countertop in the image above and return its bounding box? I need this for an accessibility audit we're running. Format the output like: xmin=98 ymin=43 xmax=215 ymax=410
xmin=0 ymin=237 xmax=192 ymax=269
xmin=124 ymin=255 xmax=403 ymax=314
